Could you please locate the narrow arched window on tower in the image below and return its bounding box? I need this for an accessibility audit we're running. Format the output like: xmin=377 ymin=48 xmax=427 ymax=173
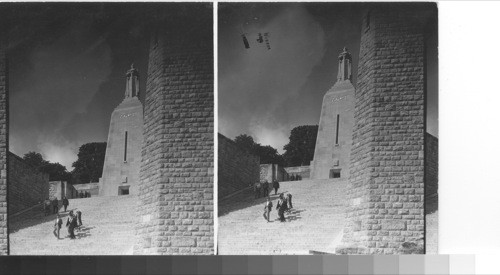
xmin=335 ymin=114 xmax=340 ymax=145
xmin=124 ymin=131 xmax=128 ymax=162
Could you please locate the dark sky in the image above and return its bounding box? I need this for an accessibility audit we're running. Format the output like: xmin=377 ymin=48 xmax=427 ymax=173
xmin=218 ymin=3 xmax=438 ymax=153
xmin=5 ymin=3 xmax=159 ymax=169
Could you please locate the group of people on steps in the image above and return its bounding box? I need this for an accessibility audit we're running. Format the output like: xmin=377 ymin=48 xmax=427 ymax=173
xmin=253 ymin=179 xmax=281 ymax=199
xmin=44 ymin=196 xmax=84 ymax=240
xmin=264 ymin=192 xmax=293 ymax=222
xmin=254 ymin=179 xmax=294 ymax=222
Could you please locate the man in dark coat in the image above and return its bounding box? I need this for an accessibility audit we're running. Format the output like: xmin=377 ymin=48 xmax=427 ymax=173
xmin=263 ymin=197 xmax=273 ymax=222
xmin=52 ymin=198 xmax=59 ymax=214
xmin=62 ymin=196 xmax=69 ymax=212
xmin=254 ymin=182 xmax=261 ymax=199
xmin=76 ymin=210 xmax=83 ymax=227
xmin=276 ymin=193 xmax=287 ymax=222
xmin=53 ymin=214 xmax=63 ymax=239
xmin=287 ymin=193 xmax=293 ymax=209
xmin=44 ymin=198 xmax=51 ymax=216
xmin=272 ymin=180 xmax=280 ymax=195
xmin=66 ymin=211 xmax=78 ymax=239
xmin=262 ymin=180 xmax=269 ymax=197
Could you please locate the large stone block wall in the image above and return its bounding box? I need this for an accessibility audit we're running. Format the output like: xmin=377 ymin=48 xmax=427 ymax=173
xmin=8 ymin=152 xmax=49 ymax=216
xmin=337 ymin=4 xmax=432 ymax=254
xmin=135 ymin=7 xmax=213 ymax=255
xmin=0 ymin=36 xmax=7 ymax=255
xmin=219 ymin=133 xmax=259 ymax=199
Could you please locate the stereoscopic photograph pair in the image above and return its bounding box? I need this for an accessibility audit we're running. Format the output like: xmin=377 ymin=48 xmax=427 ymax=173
xmin=0 ymin=2 xmax=437 ymax=256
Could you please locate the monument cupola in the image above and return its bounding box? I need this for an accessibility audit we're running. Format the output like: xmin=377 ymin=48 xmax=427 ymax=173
xmin=337 ymin=47 xmax=352 ymax=82
xmin=125 ymin=63 xmax=140 ymax=98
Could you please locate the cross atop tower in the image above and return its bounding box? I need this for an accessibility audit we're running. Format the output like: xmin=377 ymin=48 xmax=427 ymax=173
xmin=125 ymin=63 xmax=140 ymax=98
xmin=337 ymin=47 xmax=352 ymax=82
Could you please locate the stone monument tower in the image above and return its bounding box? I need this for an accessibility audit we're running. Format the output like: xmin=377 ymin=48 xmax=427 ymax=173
xmin=99 ymin=64 xmax=144 ymax=196
xmin=310 ymin=47 xmax=355 ymax=180
xmin=336 ymin=5 xmax=427 ymax=254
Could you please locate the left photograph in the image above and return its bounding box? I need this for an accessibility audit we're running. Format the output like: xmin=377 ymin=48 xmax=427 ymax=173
xmin=1 ymin=2 xmax=214 ymax=255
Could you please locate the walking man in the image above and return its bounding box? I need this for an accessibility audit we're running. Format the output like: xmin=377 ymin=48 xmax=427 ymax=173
xmin=254 ymin=181 xmax=261 ymax=199
xmin=76 ymin=210 xmax=83 ymax=227
xmin=272 ymin=179 xmax=280 ymax=195
xmin=44 ymin=198 xmax=51 ymax=216
xmin=66 ymin=211 xmax=78 ymax=239
xmin=263 ymin=197 xmax=273 ymax=222
xmin=276 ymin=194 xmax=287 ymax=222
xmin=62 ymin=196 xmax=69 ymax=212
xmin=53 ymin=214 xmax=63 ymax=239
xmin=263 ymin=180 xmax=269 ymax=197
xmin=52 ymin=198 xmax=59 ymax=214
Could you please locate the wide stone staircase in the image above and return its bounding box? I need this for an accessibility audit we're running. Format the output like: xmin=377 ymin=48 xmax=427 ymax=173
xmin=218 ymin=179 xmax=348 ymax=255
xmin=9 ymin=195 xmax=138 ymax=255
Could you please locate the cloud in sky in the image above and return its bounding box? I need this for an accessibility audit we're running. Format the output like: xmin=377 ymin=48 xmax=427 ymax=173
xmin=10 ymin=23 xmax=112 ymax=168
xmin=219 ymin=3 xmax=438 ymax=153
xmin=219 ymin=5 xmax=327 ymax=150
xmin=7 ymin=4 xmax=151 ymax=170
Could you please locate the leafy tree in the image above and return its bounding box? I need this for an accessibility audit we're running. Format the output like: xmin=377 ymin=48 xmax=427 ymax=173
xmin=71 ymin=142 xmax=107 ymax=183
xmin=233 ymin=134 xmax=285 ymax=166
xmin=40 ymin=162 xmax=72 ymax=181
xmin=23 ymin=152 xmax=49 ymax=170
xmin=23 ymin=151 xmax=71 ymax=181
xmin=234 ymin=134 xmax=256 ymax=152
xmin=283 ymin=125 xmax=318 ymax=167
xmin=254 ymin=145 xmax=285 ymax=166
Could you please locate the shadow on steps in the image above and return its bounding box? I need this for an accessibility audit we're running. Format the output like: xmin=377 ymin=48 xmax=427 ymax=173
xmin=9 ymin=209 xmax=74 ymax=234
xmin=218 ymin=188 xmax=285 ymax=217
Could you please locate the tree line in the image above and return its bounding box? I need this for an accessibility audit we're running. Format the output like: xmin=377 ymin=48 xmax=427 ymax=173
xmin=24 ymin=124 xmax=318 ymax=183
xmin=22 ymin=142 xmax=106 ymax=184
xmin=233 ymin=125 xmax=318 ymax=167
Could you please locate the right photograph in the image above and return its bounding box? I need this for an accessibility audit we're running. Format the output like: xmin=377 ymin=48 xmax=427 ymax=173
xmin=218 ymin=2 xmax=438 ymax=255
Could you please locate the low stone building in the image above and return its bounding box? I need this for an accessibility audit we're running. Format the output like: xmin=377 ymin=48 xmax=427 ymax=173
xmin=260 ymin=164 xmax=288 ymax=182
xmin=284 ymin=166 xmax=311 ymax=180
xmin=219 ymin=133 xmax=260 ymax=199
xmin=73 ymin=182 xmax=99 ymax=197
xmin=49 ymin=181 xmax=77 ymax=200
xmin=8 ymin=152 xmax=49 ymax=215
